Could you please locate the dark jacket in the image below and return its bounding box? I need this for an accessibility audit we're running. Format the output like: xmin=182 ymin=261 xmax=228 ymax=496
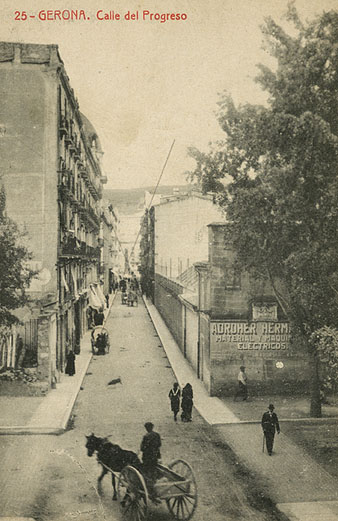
xmin=169 ymin=388 xmax=180 ymax=412
xmin=261 ymin=411 xmax=280 ymax=434
xmin=65 ymin=351 xmax=76 ymax=376
xmin=182 ymin=385 xmax=193 ymax=405
xmin=94 ymin=311 xmax=104 ymax=326
xmin=141 ymin=431 xmax=161 ymax=465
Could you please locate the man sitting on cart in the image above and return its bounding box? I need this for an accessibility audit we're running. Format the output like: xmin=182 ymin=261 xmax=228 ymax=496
xmin=91 ymin=327 xmax=109 ymax=355
xmin=127 ymin=289 xmax=137 ymax=306
xmin=140 ymin=422 xmax=161 ymax=499
xmin=96 ymin=331 xmax=109 ymax=355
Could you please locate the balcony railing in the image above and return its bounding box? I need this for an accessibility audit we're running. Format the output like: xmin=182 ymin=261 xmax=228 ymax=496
xmin=59 ymin=236 xmax=101 ymax=259
xmin=59 ymin=115 xmax=69 ymax=137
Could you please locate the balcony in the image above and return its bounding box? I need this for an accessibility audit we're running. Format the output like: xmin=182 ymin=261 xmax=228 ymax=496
xmin=74 ymin=144 xmax=81 ymax=161
xmin=58 ymin=171 xmax=77 ymax=204
xmin=78 ymin=202 xmax=100 ymax=229
xmin=79 ymin=165 xmax=89 ymax=182
xmin=68 ymin=139 xmax=76 ymax=152
xmin=59 ymin=115 xmax=69 ymax=137
xmin=59 ymin=236 xmax=101 ymax=260
xmin=78 ymin=166 xmax=102 ymax=201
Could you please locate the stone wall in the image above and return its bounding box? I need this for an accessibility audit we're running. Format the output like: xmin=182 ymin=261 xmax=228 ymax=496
xmin=205 ymin=224 xmax=309 ymax=396
xmin=154 ymin=274 xmax=184 ymax=351
xmin=208 ymin=224 xmax=271 ymax=318
xmin=200 ymin=313 xmax=211 ymax=393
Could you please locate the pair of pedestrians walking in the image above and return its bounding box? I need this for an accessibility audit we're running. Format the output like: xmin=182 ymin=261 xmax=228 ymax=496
xmin=168 ymin=382 xmax=193 ymax=422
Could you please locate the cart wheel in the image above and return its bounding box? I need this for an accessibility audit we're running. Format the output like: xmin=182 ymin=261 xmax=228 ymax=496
xmin=165 ymin=459 xmax=197 ymax=521
xmin=117 ymin=465 xmax=149 ymax=521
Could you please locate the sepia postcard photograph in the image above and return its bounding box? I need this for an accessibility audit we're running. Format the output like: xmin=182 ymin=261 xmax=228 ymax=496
xmin=0 ymin=1 xmax=338 ymax=520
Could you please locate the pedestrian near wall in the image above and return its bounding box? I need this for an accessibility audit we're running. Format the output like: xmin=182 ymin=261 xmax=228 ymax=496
xmin=234 ymin=365 xmax=248 ymax=401
xmin=168 ymin=382 xmax=181 ymax=421
xmin=261 ymin=403 xmax=280 ymax=455
xmin=65 ymin=349 xmax=76 ymax=376
xmin=94 ymin=307 xmax=105 ymax=326
xmin=181 ymin=383 xmax=193 ymax=422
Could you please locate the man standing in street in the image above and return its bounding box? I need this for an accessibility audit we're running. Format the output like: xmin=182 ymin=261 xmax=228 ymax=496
xmin=234 ymin=365 xmax=248 ymax=401
xmin=261 ymin=403 xmax=280 ymax=455
xmin=140 ymin=422 xmax=162 ymax=494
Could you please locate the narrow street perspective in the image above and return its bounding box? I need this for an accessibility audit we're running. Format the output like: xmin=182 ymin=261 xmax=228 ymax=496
xmin=2 ymin=4 xmax=338 ymax=521
xmin=0 ymin=295 xmax=279 ymax=521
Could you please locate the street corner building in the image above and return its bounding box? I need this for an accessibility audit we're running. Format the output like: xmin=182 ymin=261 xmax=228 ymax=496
xmin=0 ymin=41 xmax=113 ymax=393
xmin=141 ymin=191 xmax=308 ymax=397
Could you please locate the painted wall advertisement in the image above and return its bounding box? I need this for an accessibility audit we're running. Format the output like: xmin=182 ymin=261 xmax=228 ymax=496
xmin=211 ymin=321 xmax=290 ymax=353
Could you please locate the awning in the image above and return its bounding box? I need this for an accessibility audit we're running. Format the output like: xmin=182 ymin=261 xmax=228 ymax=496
xmin=71 ymin=265 xmax=79 ymax=299
xmin=88 ymin=285 xmax=102 ymax=310
xmin=61 ymin=269 xmax=69 ymax=293
xmin=96 ymin=283 xmax=106 ymax=307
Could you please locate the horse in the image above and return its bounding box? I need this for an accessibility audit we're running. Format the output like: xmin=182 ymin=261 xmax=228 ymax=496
xmin=85 ymin=433 xmax=142 ymax=500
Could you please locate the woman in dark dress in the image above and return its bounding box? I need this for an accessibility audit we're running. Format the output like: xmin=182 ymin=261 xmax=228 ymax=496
xmin=65 ymin=350 xmax=76 ymax=376
xmin=168 ymin=382 xmax=181 ymax=421
xmin=181 ymin=383 xmax=193 ymax=422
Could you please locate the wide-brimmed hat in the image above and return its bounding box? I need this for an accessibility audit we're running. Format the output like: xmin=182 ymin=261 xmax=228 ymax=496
xmin=268 ymin=403 xmax=274 ymax=410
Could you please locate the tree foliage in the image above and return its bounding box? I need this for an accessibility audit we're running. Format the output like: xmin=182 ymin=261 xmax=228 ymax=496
xmin=187 ymin=5 xmax=338 ymax=416
xmin=0 ymin=185 xmax=36 ymax=326
xmin=312 ymin=326 xmax=338 ymax=396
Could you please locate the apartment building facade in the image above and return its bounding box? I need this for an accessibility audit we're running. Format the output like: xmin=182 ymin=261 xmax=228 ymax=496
xmin=0 ymin=42 xmax=107 ymax=390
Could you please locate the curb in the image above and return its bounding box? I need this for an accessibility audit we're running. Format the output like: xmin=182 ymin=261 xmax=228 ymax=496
xmin=45 ymin=290 xmax=117 ymax=433
xmin=59 ymin=352 xmax=93 ymax=432
xmin=211 ymin=416 xmax=338 ymax=426
xmin=0 ymin=426 xmax=64 ymax=436
xmin=0 ymin=518 xmax=37 ymax=520
xmin=0 ymin=291 xmax=117 ymax=436
xmin=142 ymin=295 xmax=219 ymax=425
xmin=143 ymin=296 xmax=338 ymax=427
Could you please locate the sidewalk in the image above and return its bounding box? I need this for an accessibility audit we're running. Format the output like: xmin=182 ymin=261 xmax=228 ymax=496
xmin=143 ymin=296 xmax=338 ymax=521
xmin=143 ymin=296 xmax=239 ymax=424
xmin=0 ymin=293 xmax=115 ymax=435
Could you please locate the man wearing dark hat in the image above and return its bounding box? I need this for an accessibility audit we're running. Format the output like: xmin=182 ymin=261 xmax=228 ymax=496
xmin=261 ymin=404 xmax=280 ymax=455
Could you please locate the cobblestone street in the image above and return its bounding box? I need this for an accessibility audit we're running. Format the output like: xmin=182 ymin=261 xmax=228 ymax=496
xmin=0 ymin=296 xmax=276 ymax=521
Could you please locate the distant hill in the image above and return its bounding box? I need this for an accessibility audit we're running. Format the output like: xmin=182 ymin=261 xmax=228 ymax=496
xmin=103 ymin=185 xmax=194 ymax=215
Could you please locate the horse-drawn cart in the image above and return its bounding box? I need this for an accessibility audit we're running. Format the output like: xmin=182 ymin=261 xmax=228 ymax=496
xmin=117 ymin=459 xmax=197 ymax=521
xmin=91 ymin=326 xmax=110 ymax=355
xmin=85 ymin=434 xmax=197 ymax=521
xmin=127 ymin=290 xmax=138 ymax=307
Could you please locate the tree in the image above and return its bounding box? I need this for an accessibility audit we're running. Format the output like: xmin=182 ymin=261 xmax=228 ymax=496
xmin=188 ymin=5 xmax=338 ymax=416
xmin=312 ymin=327 xmax=338 ymax=398
xmin=0 ymin=185 xmax=36 ymax=327
xmin=138 ymin=208 xmax=155 ymax=300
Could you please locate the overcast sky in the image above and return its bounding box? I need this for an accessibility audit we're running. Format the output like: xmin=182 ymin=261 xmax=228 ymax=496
xmin=1 ymin=0 xmax=337 ymax=189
